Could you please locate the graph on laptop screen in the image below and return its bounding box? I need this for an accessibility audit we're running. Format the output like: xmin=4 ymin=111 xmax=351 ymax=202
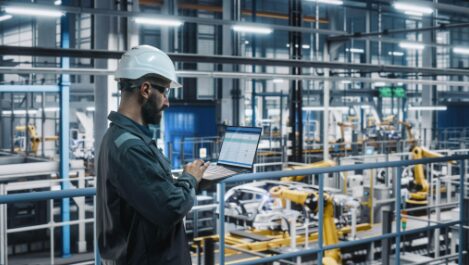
xmin=218 ymin=127 xmax=261 ymax=168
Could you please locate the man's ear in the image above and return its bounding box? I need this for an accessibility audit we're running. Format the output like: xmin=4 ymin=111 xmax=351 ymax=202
xmin=139 ymin=81 xmax=152 ymax=100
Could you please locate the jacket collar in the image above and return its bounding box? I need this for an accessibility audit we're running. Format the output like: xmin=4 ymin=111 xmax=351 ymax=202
xmin=108 ymin=111 xmax=154 ymax=145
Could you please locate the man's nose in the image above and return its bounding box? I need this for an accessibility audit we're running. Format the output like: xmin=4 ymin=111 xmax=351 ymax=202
xmin=163 ymin=96 xmax=170 ymax=108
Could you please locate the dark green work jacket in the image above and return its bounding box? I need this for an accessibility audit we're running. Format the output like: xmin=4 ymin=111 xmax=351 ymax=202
xmin=97 ymin=111 xmax=197 ymax=265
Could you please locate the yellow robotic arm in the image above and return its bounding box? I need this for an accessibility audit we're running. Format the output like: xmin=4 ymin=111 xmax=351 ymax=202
xmin=15 ymin=125 xmax=58 ymax=155
xmin=270 ymin=186 xmax=341 ymax=265
xmin=407 ymin=146 xmax=443 ymax=203
xmin=281 ymin=160 xmax=336 ymax=182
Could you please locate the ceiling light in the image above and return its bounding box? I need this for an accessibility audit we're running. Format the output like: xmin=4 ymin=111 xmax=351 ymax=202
xmin=453 ymin=47 xmax=469 ymax=55
xmin=86 ymin=107 xmax=95 ymax=112
xmin=408 ymin=105 xmax=447 ymax=111
xmin=40 ymin=107 xmax=60 ymax=112
xmin=404 ymin=11 xmax=424 ymax=17
xmin=302 ymin=44 xmax=311 ymax=49
xmin=346 ymin=48 xmax=364 ymax=54
xmin=399 ymin=42 xmax=425 ymax=50
xmin=307 ymin=0 xmax=344 ymax=5
xmin=232 ymin=25 xmax=273 ymax=34
xmin=54 ymin=0 xmax=62 ymax=5
xmin=303 ymin=106 xmax=349 ymax=111
xmin=0 ymin=14 xmax=12 ymax=22
xmin=1 ymin=110 xmax=38 ymax=115
xmin=393 ymin=2 xmax=433 ymax=15
xmin=273 ymin=79 xmax=284 ymax=83
xmin=244 ymin=40 xmax=249 ymax=45
xmin=341 ymin=80 xmax=352 ymax=84
xmin=134 ymin=17 xmax=183 ymax=27
xmin=286 ymin=43 xmax=290 ymax=48
xmin=388 ymin=51 xmax=404 ymax=56
xmin=373 ymin=82 xmax=386 ymax=87
xmin=4 ymin=6 xmax=64 ymax=17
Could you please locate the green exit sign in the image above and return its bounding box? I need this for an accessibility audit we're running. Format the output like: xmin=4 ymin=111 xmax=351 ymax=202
xmin=393 ymin=87 xmax=406 ymax=98
xmin=378 ymin=87 xmax=406 ymax=98
xmin=379 ymin=87 xmax=392 ymax=97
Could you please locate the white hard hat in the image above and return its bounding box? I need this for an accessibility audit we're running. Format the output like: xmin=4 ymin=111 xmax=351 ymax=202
xmin=114 ymin=45 xmax=181 ymax=88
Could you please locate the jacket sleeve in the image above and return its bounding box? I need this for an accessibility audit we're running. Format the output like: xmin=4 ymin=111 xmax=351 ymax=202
xmin=111 ymin=141 xmax=197 ymax=227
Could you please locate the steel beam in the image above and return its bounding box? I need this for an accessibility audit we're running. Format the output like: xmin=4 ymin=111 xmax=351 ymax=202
xmin=2 ymin=45 xmax=469 ymax=76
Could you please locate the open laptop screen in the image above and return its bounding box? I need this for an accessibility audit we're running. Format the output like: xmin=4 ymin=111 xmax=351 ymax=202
xmin=217 ymin=126 xmax=262 ymax=169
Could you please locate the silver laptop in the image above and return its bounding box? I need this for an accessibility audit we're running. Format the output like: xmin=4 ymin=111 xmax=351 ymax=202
xmin=202 ymin=126 xmax=262 ymax=182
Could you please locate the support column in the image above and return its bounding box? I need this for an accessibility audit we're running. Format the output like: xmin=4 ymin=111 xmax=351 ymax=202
xmin=421 ymin=19 xmax=435 ymax=146
xmin=94 ymin=0 xmax=119 ymax=162
xmin=463 ymin=198 xmax=469 ymax=264
xmin=381 ymin=210 xmax=392 ymax=265
xmin=221 ymin=0 xmax=241 ymax=126
xmin=59 ymin=0 xmax=73 ymax=257
xmin=36 ymin=9 xmax=58 ymax=157
xmin=288 ymin=0 xmax=303 ymax=162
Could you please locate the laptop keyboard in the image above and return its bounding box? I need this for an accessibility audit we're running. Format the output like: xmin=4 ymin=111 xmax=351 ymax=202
xmin=204 ymin=164 xmax=237 ymax=178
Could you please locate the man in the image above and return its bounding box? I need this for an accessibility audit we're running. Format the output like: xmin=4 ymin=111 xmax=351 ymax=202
xmin=97 ymin=45 xmax=209 ymax=264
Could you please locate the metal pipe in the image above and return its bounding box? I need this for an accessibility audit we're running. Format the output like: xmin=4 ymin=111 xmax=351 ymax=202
xmin=329 ymin=22 xmax=469 ymax=42
xmin=459 ymin=159 xmax=466 ymax=263
xmin=7 ymin=218 xmax=94 ymax=233
xmin=0 ymin=188 xmax=95 ymax=204
xmin=0 ymin=184 xmax=6 ymax=265
xmin=223 ymin=155 xmax=469 ymax=184
xmin=218 ymin=183 xmax=225 ymax=265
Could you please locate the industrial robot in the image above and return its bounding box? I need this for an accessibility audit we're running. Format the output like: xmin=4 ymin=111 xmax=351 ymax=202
xmin=400 ymin=121 xmax=446 ymax=212
xmin=281 ymin=159 xmax=336 ymax=182
xmin=15 ymin=125 xmax=58 ymax=155
xmin=269 ymin=186 xmax=342 ymax=265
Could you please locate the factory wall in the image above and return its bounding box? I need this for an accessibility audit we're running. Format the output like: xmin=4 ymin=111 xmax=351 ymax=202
xmin=164 ymin=105 xmax=217 ymax=168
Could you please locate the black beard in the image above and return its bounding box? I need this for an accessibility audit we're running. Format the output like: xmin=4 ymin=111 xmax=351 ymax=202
xmin=141 ymin=96 xmax=162 ymax=125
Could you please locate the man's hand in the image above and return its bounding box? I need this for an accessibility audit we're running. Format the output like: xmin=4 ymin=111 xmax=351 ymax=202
xmin=184 ymin=159 xmax=209 ymax=183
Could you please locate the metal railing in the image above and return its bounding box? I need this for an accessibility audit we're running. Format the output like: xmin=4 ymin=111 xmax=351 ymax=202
xmin=217 ymin=154 xmax=469 ymax=265
xmin=0 ymin=154 xmax=467 ymax=265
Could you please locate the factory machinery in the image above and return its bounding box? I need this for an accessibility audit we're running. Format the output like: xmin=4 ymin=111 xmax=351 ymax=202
xmin=191 ymin=151 xmax=468 ymax=265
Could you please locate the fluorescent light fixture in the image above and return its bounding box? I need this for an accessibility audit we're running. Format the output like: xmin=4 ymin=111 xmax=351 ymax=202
xmin=39 ymin=107 xmax=60 ymax=112
xmin=397 ymin=82 xmax=404 ymax=86
xmin=134 ymin=17 xmax=183 ymax=27
xmin=86 ymin=107 xmax=95 ymax=112
xmin=360 ymin=105 xmax=371 ymax=109
xmin=346 ymin=48 xmax=365 ymax=54
xmin=404 ymin=11 xmax=424 ymax=17
xmin=388 ymin=51 xmax=404 ymax=56
xmin=244 ymin=40 xmax=249 ymax=45
xmin=453 ymin=47 xmax=469 ymax=55
xmin=341 ymin=80 xmax=352 ymax=84
xmin=307 ymin=0 xmax=344 ymax=5
xmin=393 ymin=2 xmax=433 ymax=15
xmin=303 ymin=106 xmax=349 ymax=111
xmin=0 ymin=14 xmax=12 ymax=22
xmin=54 ymin=0 xmax=62 ymax=5
xmin=232 ymin=25 xmax=273 ymax=34
xmin=1 ymin=110 xmax=38 ymax=115
xmin=408 ymin=105 xmax=447 ymax=111
xmin=399 ymin=42 xmax=425 ymax=50
xmin=4 ymin=6 xmax=64 ymax=17
xmin=286 ymin=43 xmax=290 ymax=48
xmin=273 ymin=79 xmax=284 ymax=83
xmin=373 ymin=82 xmax=386 ymax=87
xmin=302 ymin=44 xmax=311 ymax=49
